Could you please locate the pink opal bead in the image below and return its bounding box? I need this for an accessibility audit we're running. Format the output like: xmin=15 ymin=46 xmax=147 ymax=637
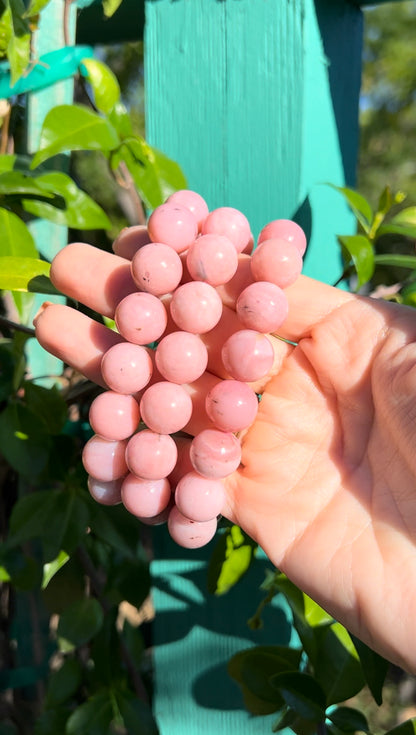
xmin=186 ymin=234 xmax=238 ymax=286
xmin=82 ymin=436 xmax=128 ymax=482
xmin=125 ymin=430 xmax=178 ymax=480
xmin=167 ymin=189 xmax=209 ymax=231
xmin=89 ymin=391 xmax=140 ymax=440
xmin=147 ymin=203 xmax=198 ymax=253
xmin=257 ymin=219 xmax=307 ymax=256
xmin=201 ymin=206 xmax=252 ymax=254
xmin=121 ymin=474 xmax=172 ymax=518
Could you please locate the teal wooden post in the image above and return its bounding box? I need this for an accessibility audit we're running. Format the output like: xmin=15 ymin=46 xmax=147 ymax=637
xmin=25 ymin=0 xmax=77 ymax=380
xmin=145 ymin=1 xmax=363 ymax=732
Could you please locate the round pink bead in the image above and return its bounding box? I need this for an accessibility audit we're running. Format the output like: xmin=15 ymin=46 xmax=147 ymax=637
xmin=121 ymin=474 xmax=172 ymax=518
xmin=190 ymin=429 xmax=242 ymax=478
xmin=140 ymin=381 xmax=193 ymax=434
xmin=186 ymin=234 xmax=238 ymax=286
xmin=250 ymin=238 xmax=303 ymax=289
xmin=221 ymin=330 xmax=274 ymax=382
xmin=257 ymin=219 xmax=307 ymax=256
xmin=167 ymin=505 xmax=218 ymax=548
xmin=205 ymin=380 xmax=258 ymax=432
xmin=131 ymin=242 xmax=183 ymax=296
xmin=201 ymin=206 xmax=252 ymax=253
xmin=175 ymin=471 xmax=225 ymax=522
xmin=88 ymin=476 xmax=123 ymax=505
xmin=125 ymin=430 xmax=178 ymax=480
xmin=82 ymin=436 xmax=128 ymax=482
xmin=236 ymin=281 xmax=289 ymax=333
xmin=155 ymin=332 xmax=208 ymax=384
xmin=147 ymin=203 xmax=198 ymax=253
xmin=115 ymin=292 xmax=168 ymax=345
xmin=170 ymin=281 xmax=223 ymax=333
xmin=167 ymin=190 xmax=209 ymax=231
xmin=89 ymin=391 xmax=140 ymax=440
xmin=101 ymin=342 xmax=153 ymax=395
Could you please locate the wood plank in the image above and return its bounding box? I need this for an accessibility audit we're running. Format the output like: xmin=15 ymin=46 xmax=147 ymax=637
xmin=145 ymin=1 xmax=363 ymax=732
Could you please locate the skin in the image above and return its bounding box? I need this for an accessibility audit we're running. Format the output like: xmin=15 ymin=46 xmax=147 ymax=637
xmin=35 ymin=240 xmax=416 ymax=673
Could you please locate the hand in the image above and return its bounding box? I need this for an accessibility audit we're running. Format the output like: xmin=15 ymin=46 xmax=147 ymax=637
xmin=35 ymin=236 xmax=416 ymax=673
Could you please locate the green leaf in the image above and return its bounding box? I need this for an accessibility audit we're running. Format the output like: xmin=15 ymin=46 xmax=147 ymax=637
xmin=329 ymin=185 xmax=373 ymax=234
xmin=42 ymin=550 xmax=70 ymax=590
xmin=105 ymin=556 xmax=150 ymax=610
xmin=115 ymin=137 xmax=187 ymax=210
xmin=102 ymin=0 xmax=124 ymax=17
xmin=0 ymin=257 xmax=59 ymax=295
xmin=313 ymin=623 xmax=365 ymax=705
xmin=389 ymin=206 xmax=416 ymax=227
xmin=31 ymin=105 xmax=120 ymax=169
xmin=65 ymin=691 xmax=113 ymax=735
xmin=270 ymin=671 xmax=326 ymax=723
xmin=45 ymin=657 xmax=82 ymax=706
xmin=377 ymin=223 xmax=416 ymax=240
xmin=0 ymin=207 xmax=37 ymax=257
xmin=23 ymin=0 xmax=52 ymax=18
xmin=228 ymin=646 xmax=302 ymax=716
xmin=34 ymin=707 xmax=71 ymax=735
xmin=88 ymin=503 xmax=141 ymax=557
xmin=327 ymin=706 xmax=370 ymax=733
xmin=22 ymin=172 xmax=112 ymax=229
xmin=338 ymin=234 xmax=375 ymax=289
xmin=108 ymin=101 xmax=133 ymax=140
xmin=8 ymin=488 xmax=90 ymax=561
xmin=24 ymin=382 xmax=68 ymax=434
xmin=57 ymin=598 xmax=104 ymax=649
xmin=115 ymin=690 xmax=159 ymax=735
xmin=80 ymin=58 xmax=120 ymax=115
xmin=207 ymin=525 xmax=257 ymax=595
xmin=0 ymin=402 xmax=50 ymax=477
xmin=6 ymin=0 xmax=31 ymax=85
xmin=377 ymin=186 xmax=393 ymax=216
xmin=374 ymin=254 xmax=416 ymax=270
xmin=385 ymin=719 xmax=416 ymax=735
xmin=349 ymin=633 xmax=388 ymax=706
xmin=0 ymin=170 xmax=56 ymax=198
xmin=0 ymin=546 xmax=42 ymax=590
xmin=303 ymin=595 xmax=334 ymax=627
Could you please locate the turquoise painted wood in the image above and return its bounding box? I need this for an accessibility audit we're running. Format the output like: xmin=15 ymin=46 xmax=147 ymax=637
xmin=145 ymin=0 xmax=362 ymax=285
xmin=25 ymin=0 xmax=77 ymax=380
xmin=144 ymin=1 xmax=364 ymax=732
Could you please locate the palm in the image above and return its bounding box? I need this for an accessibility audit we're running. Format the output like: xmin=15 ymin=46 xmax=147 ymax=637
xmin=35 ymin=243 xmax=416 ymax=671
xmin=226 ymin=295 xmax=416 ymax=670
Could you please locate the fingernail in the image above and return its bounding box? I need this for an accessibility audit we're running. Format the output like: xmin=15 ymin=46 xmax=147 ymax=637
xmin=33 ymin=301 xmax=52 ymax=327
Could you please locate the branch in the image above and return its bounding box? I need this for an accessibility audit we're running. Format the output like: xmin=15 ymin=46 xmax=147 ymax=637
xmin=0 ymin=316 xmax=35 ymax=336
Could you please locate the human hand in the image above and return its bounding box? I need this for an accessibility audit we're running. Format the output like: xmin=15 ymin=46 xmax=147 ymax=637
xmin=35 ymin=231 xmax=416 ymax=673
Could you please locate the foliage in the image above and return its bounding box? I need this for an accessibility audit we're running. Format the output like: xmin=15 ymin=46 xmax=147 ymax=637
xmin=0 ymin=2 xmax=184 ymax=733
xmin=331 ymin=184 xmax=416 ymax=302
xmin=359 ymin=2 xmax=416 ymax=204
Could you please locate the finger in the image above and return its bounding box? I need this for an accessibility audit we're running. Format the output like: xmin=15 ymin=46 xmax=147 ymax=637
xmin=50 ymin=243 xmax=137 ymax=318
xmin=112 ymin=225 xmax=150 ymax=260
xmin=34 ymin=303 xmax=123 ymax=386
xmin=280 ymin=276 xmax=354 ymax=342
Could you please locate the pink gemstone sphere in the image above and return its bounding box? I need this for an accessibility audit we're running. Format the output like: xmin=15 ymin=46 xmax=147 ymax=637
xmin=205 ymin=380 xmax=258 ymax=433
xmin=147 ymin=203 xmax=198 ymax=253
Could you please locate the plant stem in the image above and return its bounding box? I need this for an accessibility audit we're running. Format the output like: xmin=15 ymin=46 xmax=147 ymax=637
xmin=0 ymin=316 xmax=35 ymax=336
